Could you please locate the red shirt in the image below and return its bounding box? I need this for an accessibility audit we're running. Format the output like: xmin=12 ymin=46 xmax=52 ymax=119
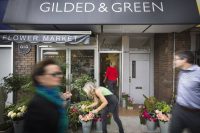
xmin=105 ymin=66 xmax=118 ymax=81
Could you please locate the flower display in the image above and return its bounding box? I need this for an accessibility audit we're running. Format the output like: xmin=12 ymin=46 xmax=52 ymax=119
xmin=7 ymin=105 xmax=27 ymax=121
xmin=79 ymin=112 xmax=94 ymax=122
xmin=68 ymin=101 xmax=93 ymax=131
xmin=127 ymin=98 xmax=134 ymax=107
xmin=122 ymin=92 xmax=129 ymax=99
xmin=140 ymin=106 xmax=157 ymax=122
xmin=155 ymin=101 xmax=171 ymax=122
xmin=155 ymin=110 xmax=171 ymax=122
xmin=93 ymin=114 xmax=102 ymax=123
xmin=139 ymin=96 xmax=158 ymax=124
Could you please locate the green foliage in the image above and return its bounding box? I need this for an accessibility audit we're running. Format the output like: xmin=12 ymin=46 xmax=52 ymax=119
xmin=155 ymin=101 xmax=171 ymax=113
xmin=143 ymin=95 xmax=158 ymax=113
xmin=71 ymin=74 xmax=95 ymax=102
xmin=2 ymin=74 xmax=29 ymax=93
xmin=1 ymin=74 xmax=31 ymax=104
xmin=122 ymin=92 xmax=129 ymax=100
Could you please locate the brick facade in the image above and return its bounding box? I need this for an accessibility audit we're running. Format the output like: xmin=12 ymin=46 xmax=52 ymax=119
xmin=154 ymin=31 xmax=191 ymax=102
xmin=14 ymin=44 xmax=36 ymax=75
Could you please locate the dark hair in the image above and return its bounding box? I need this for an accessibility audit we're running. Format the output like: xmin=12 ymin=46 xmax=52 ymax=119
xmin=175 ymin=51 xmax=194 ymax=64
xmin=32 ymin=59 xmax=57 ymax=86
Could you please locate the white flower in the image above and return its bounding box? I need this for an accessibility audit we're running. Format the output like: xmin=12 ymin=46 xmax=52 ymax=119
xmin=11 ymin=113 xmax=17 ymax=119
xmin=17 ymin=107 xmax=22 ymax=110
xmin=7 ymin=111 xmax=14 ymax=117
xmin=21 ymin=106 xmax=27 ymax=113
xmin=17 ymin=112 xmax=23 ymax=117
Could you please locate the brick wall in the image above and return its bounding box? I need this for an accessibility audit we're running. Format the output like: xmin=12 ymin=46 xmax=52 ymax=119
xmin=14 ymin=44 xmax=36 ymax=75
xmin=154 ymin=31 xmax=191 ymax=102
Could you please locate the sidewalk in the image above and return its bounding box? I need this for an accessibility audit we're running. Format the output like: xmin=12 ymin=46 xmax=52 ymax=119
xmin=71 ymin=106 xmax=190 ymax=133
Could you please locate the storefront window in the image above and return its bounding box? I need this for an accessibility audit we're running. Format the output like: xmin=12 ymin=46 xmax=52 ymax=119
xmin=42 ymin=50 xmax=67 ymax=74
xmin=99 ymin=35 xmax=122 ymax=51
xmin=129 ymin=37 xmax=151 ymax=52
xmin=71 ymin=50 xmax=94 ymax=79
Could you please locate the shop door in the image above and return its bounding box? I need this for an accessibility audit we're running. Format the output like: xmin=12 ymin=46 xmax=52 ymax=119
xmin=99 ymin=53 xmax=120 ymax=98
xmin=129 ymin=54 xmax=149 ymax=104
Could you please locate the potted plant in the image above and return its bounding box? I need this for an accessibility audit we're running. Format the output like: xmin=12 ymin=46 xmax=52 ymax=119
xmin=0 ymin=84 xmax=13 ymax=133
xmin=68 ymin=101 xmax=93 ymax=132
xmin=93 ymin=114 xmax=102 ymax=132
xmin=68 ymin=105 xmax=80 ymax=132
xmin=121 ymin=92 xmax=129 ymax=108
xmin=70 ymin=74 xmax=95 ymax=102
xmin=78 ymin=101 xmax=94 ymax=133
xmin=2 ymin=74 xmax=30 ymax=104
xmin=7 ymin=104 xmax=27 ymax=133
xmin=155 ymin=101 xmax=171 ymax=133
xmin=127 ymin=98 xmax=134 ymax=110
xmin=139 ymin=95 xmax=158 ymax=131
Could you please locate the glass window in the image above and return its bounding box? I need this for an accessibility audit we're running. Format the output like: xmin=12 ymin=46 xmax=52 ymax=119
xmin=42 ymin=50 xmax=66 ymax=66
xmin=99 ymin=35 xmax=122 ymax=51
xmin=129 ymin=37 xmax=151 ymax=52
xmin=71 ymin=50 xmax=94 ymax=79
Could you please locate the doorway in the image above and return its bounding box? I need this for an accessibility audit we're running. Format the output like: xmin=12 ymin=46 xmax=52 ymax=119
xmin=100 ymin=53 xmax=120 ymax=97
xmin=129 ymin=53 xmax=150 ymax=104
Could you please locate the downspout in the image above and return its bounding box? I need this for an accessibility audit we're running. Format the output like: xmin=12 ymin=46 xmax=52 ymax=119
xmin=171 ymin=32 xmax=176 ymax=105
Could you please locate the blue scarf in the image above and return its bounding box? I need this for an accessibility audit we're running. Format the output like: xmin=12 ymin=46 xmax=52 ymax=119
xmin=36 ymin=85 xmax=68 ymax=133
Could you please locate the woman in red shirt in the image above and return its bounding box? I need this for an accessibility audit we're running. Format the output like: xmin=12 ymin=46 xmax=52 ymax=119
xmin=103 ymin=61 xmax=118 ymax=96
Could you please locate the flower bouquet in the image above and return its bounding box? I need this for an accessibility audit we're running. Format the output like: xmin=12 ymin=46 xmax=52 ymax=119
xmin=155 ymin=101 xmax=171 ymax=122
xmin=79 ymin=112 xmax=94 ymax=133
xmin=68 ymin=101 xmax=93 ymax=131
xmin=7 ymin=105 xmax=27 ymax=133
xmin=139 ymin=105 xmax=157 ymax=124
xmin=139 ymin=95 xmax=158 ymax=124
xmin=127 ymin=98 xmax=134 ymax=110
xmin=155 ymin=101 xmax=171 ymax=133
xmin=7 ymin=105 xmax=27 ymax=121
xmin=68 ymin=105 xmax=80 ymax=131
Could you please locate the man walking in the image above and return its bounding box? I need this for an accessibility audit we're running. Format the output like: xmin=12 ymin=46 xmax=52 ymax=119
xmin=170 ymin=51 xmax=200 ymax=133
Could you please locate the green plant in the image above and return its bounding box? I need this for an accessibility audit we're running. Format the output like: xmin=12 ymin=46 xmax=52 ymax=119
xmin=7 ymin=104 xmax=27 ymax=121
xmin=68 ymin=101 xmax=93 ymax=131
xmin=71 ymin=74 xmax=95 ymax=102
xmin=2 ymin=74 xmax=30 ymax=103
xmin=155 ymin=101 xmax=171 ymax=114
xmin=143 ymin=95 xmax=158 ymax=113
xmin=155 ymin=101 xmax=171 ymax=122
xmin=127 ymin=98 xmax=134 ymax=107
xmin=122 ymin=92 xmax=129 ymax=99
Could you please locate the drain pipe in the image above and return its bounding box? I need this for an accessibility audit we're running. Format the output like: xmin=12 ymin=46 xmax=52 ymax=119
xmin=171 ymin=32 xmax=176 ymax=105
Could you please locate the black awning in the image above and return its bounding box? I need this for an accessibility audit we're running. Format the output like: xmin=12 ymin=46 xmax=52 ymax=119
xmin=2 ymin=0 xmax=200 ymax=25
xmin=0 ymin=34 xmax=90 ymax=44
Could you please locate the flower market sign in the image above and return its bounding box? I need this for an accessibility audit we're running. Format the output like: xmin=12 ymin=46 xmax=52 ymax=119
xmin=3 ymin=0 xmax=200 ymax=24
xmin=0 ymin=34 xmax=90 ymax=44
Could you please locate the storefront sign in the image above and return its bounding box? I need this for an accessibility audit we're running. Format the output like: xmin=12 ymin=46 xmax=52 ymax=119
xmin=0 ymin=34 xmax=90 ymax=44
xmin=3 ymin=0 xmax=200 ymax=24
